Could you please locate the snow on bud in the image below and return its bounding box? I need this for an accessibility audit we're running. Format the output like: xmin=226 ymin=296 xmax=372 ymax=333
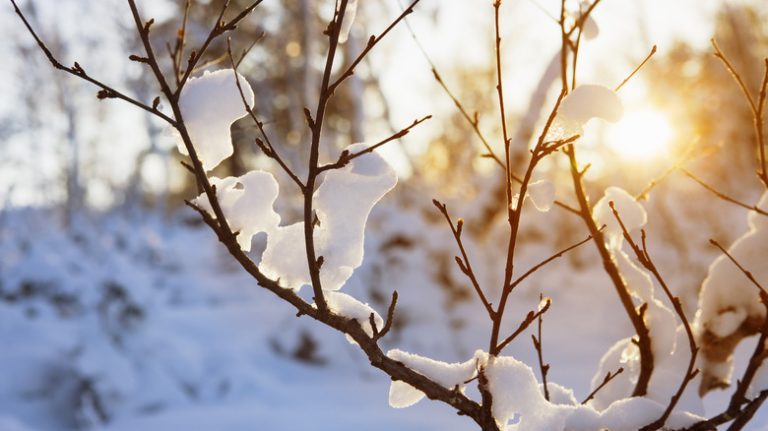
xmin=337 ymin=0 xmax=358 ymax=44
xmin=538 ymin=296 xmax=552 ymax=312
xmin=178 ymin=69 xmax=254 ymax=171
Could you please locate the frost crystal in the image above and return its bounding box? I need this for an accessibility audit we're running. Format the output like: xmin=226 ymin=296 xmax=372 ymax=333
xmin=696 ymin=191 xmax=768 ymax=393
xmin=193 ymin=171 xmax=280 ymax=252
xmin=261 ymin=143 xmax=397 ymax=291
xmin=178 ymin=69 xmax=254 ymax=170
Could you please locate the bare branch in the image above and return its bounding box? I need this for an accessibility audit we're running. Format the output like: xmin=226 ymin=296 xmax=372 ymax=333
xmin=318 ymin=115 xmax=432 ymax=173
xmin=581 ymin=368 xmax=624 ymax=405
xmin=614 ymin=45 xmax=657 ymax=92
xmin=496 ymin=298 xmax=551 ymax=353
xmin=681 ymin=168 xmax=768 ymax=217
xmin=10 ymin=0 xmax=176 ymax=125
xmin=432 ymin=200 xmax=495 ymax=319
xmin=225 ymin=39 xmax=305 ymax=190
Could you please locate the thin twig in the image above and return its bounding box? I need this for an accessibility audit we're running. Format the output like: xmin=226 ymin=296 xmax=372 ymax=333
xmin=581 ymin=368 xmax=624 ymax=404
xmin=10 ymin=0 xmax=176 ymax=125
xmin=327 ymin=0 xmax=421 ymax=97
xmin=175 ymin=0 xmax=264 ymax=97
xmin=681 ymin=168 xmax=768 ymax=217
xmin=373 ymin=291 xmax=399 ymax=342
xmin=615 ymin=45 xmax=657 ymax=92
xmin=225 ymin=39 xmax=304 ymax=190
xmin=433 ymin=200 xmax=495 ymax=319
xmin=712 ymin=39 xmax=768 ymax=187
xmin=496 ymin=298 xmax=551 ymax=353
xmin=507 ymin=233 xmax=593 ymax=291
xmin=609 ymin=203 xmax=699 ymax=431
xmin=532 ymin=293 xmax=550 ymax=401
xmin=564 ymin=145 xmax=654 ymax=397
xmin=318 ymin=115 xmax=432 ymax=173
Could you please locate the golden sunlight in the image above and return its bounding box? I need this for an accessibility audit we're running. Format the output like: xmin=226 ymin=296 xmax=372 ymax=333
xmin=606 ymin=109 xmax=674 ymax=160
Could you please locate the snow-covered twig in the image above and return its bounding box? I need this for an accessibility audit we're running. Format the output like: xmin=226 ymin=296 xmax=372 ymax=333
xmin=683 ymin=240 xmax=768 ymax=430
xmin=609 ymin=202 xmax=700 ymax=431
xmin=564 ymin=144 xmax=655 ymax=397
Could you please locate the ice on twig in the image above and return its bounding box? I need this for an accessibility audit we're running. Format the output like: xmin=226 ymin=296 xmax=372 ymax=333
xmin=528 ymin=180 xmax=556 ymax=212
xmin=511 ymin=180 xmax=555 ymax=213
xmin=178 ymin=69 xmax=254 ymax=170
xmin=338 ymin=0 xmax=358 ymax=44
xmin=696 ymin=191 xmax=768 ymax=393
xmin=386 ymin=349 xmax=478 ymax=408
xmin=193 ymin=171 xmax=280 ymax=252
xmin=261 ymin=143 xmax=397 ymax=291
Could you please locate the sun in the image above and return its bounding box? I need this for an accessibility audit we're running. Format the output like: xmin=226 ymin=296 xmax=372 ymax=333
xmin=606 ymin=109 xmax=674 ymax=160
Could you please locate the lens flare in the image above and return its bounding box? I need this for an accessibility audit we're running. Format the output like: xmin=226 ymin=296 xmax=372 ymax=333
xmin=606 ymin=109 xmax=673 ymax=160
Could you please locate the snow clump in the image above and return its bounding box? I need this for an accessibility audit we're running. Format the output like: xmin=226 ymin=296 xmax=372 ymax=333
xmin=261 ymin=143 xmax=397 ymax=291
xmin=386 ymin=350 xmax=479 ymax=408
xmin=696 ymin=191 xmax=768 ymax=393
xmin=178 ymin=69 xmax=254 ymax=170
xmin=550 ymin=84 xmax=624 ymax=140
xmin=512 ymin=180 xmax=556 ymax=213
xmin=193 ymin=171 xmax=280 ymax=252
xmin=337 ymin=0 xmax=358 ymax=44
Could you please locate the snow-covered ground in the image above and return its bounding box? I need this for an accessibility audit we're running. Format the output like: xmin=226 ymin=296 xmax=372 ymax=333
xmin=0 ymin=189 xmax=765 ymax=431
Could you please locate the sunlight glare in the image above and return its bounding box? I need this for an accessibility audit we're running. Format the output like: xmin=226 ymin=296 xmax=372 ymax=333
xmin=606 ymin=109 xmax=674 ymax=160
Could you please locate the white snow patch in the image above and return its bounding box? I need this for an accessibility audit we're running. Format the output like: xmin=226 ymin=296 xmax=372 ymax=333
xmin=261 ymin=143 xmax=397 ymax=291
xmin=593 ymin=186 xmax=647 ymax=248
xmin=322 ymin=291 xmax=383 ymax=344
xmin=338 ymin=0 xmax=358 ymax=44
xmin=556 ymin=85 xmax=623 ymax=137
xmin=178 ymin=69 xmax=254 ymax=170
xmin=386 ymin=350 xmax=478 ymax=408
xmin=696 ymin=191 xmax=768 ymax=388
xmin=193 ymin=171 xmax=281 ymax=252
